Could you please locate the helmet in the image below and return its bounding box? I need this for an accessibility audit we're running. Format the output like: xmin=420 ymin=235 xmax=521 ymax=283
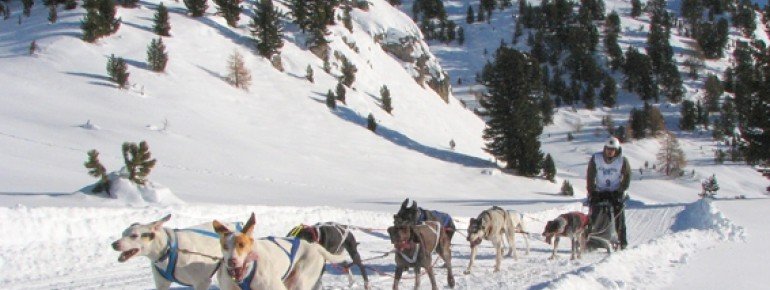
xmin=604 ymin=137 xmax=621 ymax=150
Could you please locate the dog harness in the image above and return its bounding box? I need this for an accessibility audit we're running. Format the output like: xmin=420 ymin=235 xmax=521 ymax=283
xmin=154 ymin=223 xmax=243 ymax=286
xmin=417 ymin=208 xmax=453 ymax=229
xmin=235 ymin=237 xmax=301 ymax=290
xmin=318 ymin=222 xmax=350 ymax=254
xmin=397 ymin=221 xmax=441 ymax=264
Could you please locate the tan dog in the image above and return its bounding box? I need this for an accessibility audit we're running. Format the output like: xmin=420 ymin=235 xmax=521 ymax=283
xmin=464 ymin=206 xmax=530 ymax=274
xmin=213 ymin=213 xmax=349 ymax=290
xmin=111 ymin=214 xmax=233 ymax=290
xmin=542 ymin=212 xmax=589 ymax=260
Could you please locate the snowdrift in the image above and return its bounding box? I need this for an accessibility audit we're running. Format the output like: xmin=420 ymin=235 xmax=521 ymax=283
xmin=541 ymin=199 xmax=744 ymax=290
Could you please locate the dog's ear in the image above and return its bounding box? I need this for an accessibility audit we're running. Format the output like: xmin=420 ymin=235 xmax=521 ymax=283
xmin=213 ymin=220 xmax=231 ymax=237
xmin=242 ymin=213 xmax=256 ymax=236
xmin=409 ymin=200 xmax=417 ymax=211
xmin=401 ymin=198 xmax=409 ymax=209
xmin=151 ymin=214 xmax=171 ymax=232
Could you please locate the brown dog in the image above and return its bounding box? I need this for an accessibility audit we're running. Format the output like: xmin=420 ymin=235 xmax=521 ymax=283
xmin=542 ymin=212 xmax=589 ymax=260
xmin=388 ymin=221 xmax=455 ymax=290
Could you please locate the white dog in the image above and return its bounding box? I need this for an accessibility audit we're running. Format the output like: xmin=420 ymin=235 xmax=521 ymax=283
xmin=111 ymin=214 xmax=239 ymax=290
xmin=464 ymin=206 xmax=530 ymax=274
xmin=213 ymin=213 xmax=349 ymax=290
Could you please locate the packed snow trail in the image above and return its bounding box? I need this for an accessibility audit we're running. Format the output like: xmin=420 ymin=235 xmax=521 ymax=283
xmin=0 ymin=199 xmax=739 ymax=289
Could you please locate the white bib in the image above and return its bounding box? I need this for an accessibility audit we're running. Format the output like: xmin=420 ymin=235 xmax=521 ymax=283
xmin=593 ymin=152 xmax=624 ymax=192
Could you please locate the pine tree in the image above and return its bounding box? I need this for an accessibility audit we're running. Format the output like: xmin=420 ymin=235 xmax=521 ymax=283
xmin=605 ymin=31 xmax=624 ymax=71
xmin=657 ymin=132 xmax=687 ymax=177
xmin=367 ymin=113 xmax=377 ymax=132
xmin=583 ymin=86 xmax=596 ymax=109
xmin=480 ymin=47 xmax=544 ymax=176
xmin=153 ymin=2 xmax=171 ymax=36
xmin=325 ymin=89 xmax=336 ymax=109
xmin=646 ymin=102 xmax=666 ymax=136
xmin=251 ymin=0 xmax=284 ymax=58
xmin=476 ymin=4 xmax=484 ymax=22
xmin=214 ymin=0 xmax=241 ymax=27
xmin=80 ymin=0 xmax=121 ymax=42
xmin=541 ymin=93 xmax=555 ymax=125
xmin=64 ymin=0 xmax=77 ymax=10
xmin=289 ymin=0 xmax=309 ymax=32
xmin=679 ymin=100 xmax=697 ymax=131
xmin=457 ymin=26 xmax=465 ymax=45
xmin=29 ymin=40 xmax=38 ymax=55
xmin=122 ymin=141 xmax=157 ymax=185
xmin=600 ymin=75 xmax=617 ymax=108
xmin=335 ymin=80 xmax=346 ymax=104
xmin=343 ymin=4 xmax=353 ymax=32
xmin=22 ymin=0 xmax=33 ymax=17
xmin=631 ymin=0 xmax=642 ymax=18
xmin=704 ymin=74 xmax=723 ymax=112
xmin=226 ymin=50 xmax=251 ymax=90
xmin=84 ymin=149 xmax=110 ymax=193
xmin=184 ymin=0 xmax=208 ymax=17
xmin=48 ymin=4 xmax=58 ymax=23
xmin=560 ymin=180 xmax=574 ymax=196
xmin=466 ymin=5 xmax=474 ymax=24
xmin=305 ymin=65 xmax=314 ymax=83
xmin=106 ymin=54 xmax=129 ymax=89
xmin=381 ymin=85 xmax=393 ymax=114
xmin=147 ymin=38 xmax=168 ymax=72
xmin=543 ymin=153 xmax=556 ymax=182
xmin=341 ymin=56 xmax=357 ymax=87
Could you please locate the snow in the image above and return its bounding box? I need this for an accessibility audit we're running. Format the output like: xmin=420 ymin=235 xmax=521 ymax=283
xmin=0 ymin=0 xmax=769 ymax=289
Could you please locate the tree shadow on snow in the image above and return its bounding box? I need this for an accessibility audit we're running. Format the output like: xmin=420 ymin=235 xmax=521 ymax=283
xmin=330 ymin=106 xmax=494 ymax=169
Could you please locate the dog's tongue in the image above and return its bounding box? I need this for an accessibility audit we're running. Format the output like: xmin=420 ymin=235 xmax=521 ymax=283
xmin=118 ymin=249 xmax=137 ymax=262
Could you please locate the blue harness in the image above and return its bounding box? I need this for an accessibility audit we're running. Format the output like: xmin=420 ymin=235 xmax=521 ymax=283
xmin=237 ymin=236 xmax=302 ymax=290
xmin=418 ymin=208 xmax=453 ymax=228
xmin=154 ymin=222 xmax=243 ymax=286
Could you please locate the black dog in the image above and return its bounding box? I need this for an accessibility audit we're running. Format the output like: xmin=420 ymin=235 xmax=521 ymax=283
xmin=393 ymin=198 xmax=455 ymax=288
xmin=388 ymin=222 xmax=453 ymax=290
xmin=287 ymin=222 xmax=370 ymax=290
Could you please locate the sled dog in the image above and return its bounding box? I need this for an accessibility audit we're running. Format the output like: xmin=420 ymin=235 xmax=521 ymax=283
xmin=542 ymin=212 xmax=589 ymax=260
xmin=388 ymin=221 xmax=455 ymax=290
xmin=465 ymin=206 xmax=530 ymax=274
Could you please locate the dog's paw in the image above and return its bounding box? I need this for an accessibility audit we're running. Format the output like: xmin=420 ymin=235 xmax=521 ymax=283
xmin=463 ymin=270 xmax=471 ymax=275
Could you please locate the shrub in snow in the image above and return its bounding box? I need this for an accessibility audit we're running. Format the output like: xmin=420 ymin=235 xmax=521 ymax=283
xmin=153 ymin=3 xmax=171 ymax=37
xmin=147 ymin=38 xmax=168 ymax=72
xmin=380 ymin=85 xmax=392 ymax=114
xmin=335 ymin=81 xmax=346 ymax=104
xmin=106 ymin=54 xmax=129 ymax=89
xmin=560 ymin=180 xmax=574 ymax=196
xmin=48 ymin=4 xmax=57 ymax=23
xmin=122 ymin=141 xmax=157 ymax=185
xmin=701 ymin=174 xmax=720 ymax=197
xmin=28 ymin=40 xmax=37 ymax=56
xmin=84 ymin=150 xmax=110 ymax=194
xmin=184 ymin=0 xmax=208 ymax=17
xmin=306 ymin=65 xmax=314 ymax=83
xmin=326 ymin=89 xmax=336 ymax=110
xmin=543 ymin=154 xmax=556 ymax=183
xmin=341 ymin=56 xmax=357 ymax=87
xmin=367 ymin=113 xmax=377 ymax=132
xmin=81 ymin=0 xmax=121 ymax=43
xmin=226 ymin=50 xmax=251 ymax=90
xmin=214 ymin=0 xmax=241 ymax=27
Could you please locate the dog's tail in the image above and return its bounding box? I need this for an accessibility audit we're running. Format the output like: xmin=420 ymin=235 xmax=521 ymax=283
xmin=310 ymin=243 xmax=349 ymax=264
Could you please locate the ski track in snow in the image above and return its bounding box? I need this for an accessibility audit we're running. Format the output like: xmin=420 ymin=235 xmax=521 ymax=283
xmin=0 ymin=200 xmax=739 ymax=289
